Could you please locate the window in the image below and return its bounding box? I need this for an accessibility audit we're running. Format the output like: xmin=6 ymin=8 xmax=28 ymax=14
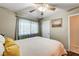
xmin=19 ymin=18 xmax=39 ymax=36
xmin=31 ymin=22 xmax=38 ymax=34
xmin=19 ymin=19 xmax=30 ymax=35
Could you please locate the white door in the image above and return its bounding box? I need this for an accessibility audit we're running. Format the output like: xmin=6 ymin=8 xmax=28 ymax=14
xmin=42 ymin=20 xmax=50 ymax=38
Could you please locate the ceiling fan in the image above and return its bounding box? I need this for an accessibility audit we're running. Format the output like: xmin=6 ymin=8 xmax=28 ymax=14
xmin=29 ymin=3 xmax=56 ymax=15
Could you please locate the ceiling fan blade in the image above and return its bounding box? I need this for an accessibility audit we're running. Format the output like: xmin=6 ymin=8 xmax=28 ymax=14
xmin=48 ymin=7 xmax=56 ymax=11
xmin=29 ymin=9 xmax=36 ymax=13
xmin=47 ymin=4 xmax=56 ymax=11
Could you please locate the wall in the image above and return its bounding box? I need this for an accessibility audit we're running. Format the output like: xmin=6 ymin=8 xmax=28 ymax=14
xmin=42 ymin=9 xmax=69 ymax=49
xmin=42 ymin=7 xmax=79 ymax=49
xmin=0 ymin=8 xmax=16 ymax=39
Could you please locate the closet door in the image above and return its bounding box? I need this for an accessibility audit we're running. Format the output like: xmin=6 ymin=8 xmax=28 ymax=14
xmin=70 ymin=15 xmax=79 ymax=54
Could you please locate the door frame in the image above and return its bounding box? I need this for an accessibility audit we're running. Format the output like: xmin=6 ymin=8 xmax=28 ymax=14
xmin=68 ymin=13 xmax=79 ymax=51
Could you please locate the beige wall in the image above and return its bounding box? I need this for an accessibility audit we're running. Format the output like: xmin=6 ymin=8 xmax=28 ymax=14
xmin=50 ymin=11 xmax=68 ymax=49
xmin=0 ymin=8 xmax=16 ymax=39
xmin=42 ymin=10 xmax=68 ymax=49
xmin=42 ymin=8 xmax=79 ymax=49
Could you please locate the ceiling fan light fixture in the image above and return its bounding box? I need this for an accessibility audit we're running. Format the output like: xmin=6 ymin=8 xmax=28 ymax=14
xmin=38 ymin=6 xmax=47 ymax=12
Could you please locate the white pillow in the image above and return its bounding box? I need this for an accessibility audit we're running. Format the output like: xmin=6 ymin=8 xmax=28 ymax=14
xmin=0 ymin=35 xmax=5 ymax=44
xmin=0 ymin=43 xmax=4 ymax=56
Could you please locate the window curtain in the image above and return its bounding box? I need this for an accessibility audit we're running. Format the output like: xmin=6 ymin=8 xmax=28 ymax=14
xmin=15 ymin=17 xmax=19 ymax=40
xmin=15 ymin=17 xmax=40 ymax=40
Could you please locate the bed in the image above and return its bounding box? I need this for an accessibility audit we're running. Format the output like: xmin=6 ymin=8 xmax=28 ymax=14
xmin=16 ymin=36 xmax=67 ymax=56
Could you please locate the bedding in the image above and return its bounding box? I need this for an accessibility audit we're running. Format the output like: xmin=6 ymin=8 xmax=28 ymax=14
xmin=0 ymin=43 xmax=4 ymax=56
xmin=3 ymin=37 xmax=20 ymax=56
xmin=0 ymin=35 xmax=5 ymax=56
xmin=16 ymin=37 xmax=67 ymax=56
xmin=0 ymin=35 xmax=5 ymax=44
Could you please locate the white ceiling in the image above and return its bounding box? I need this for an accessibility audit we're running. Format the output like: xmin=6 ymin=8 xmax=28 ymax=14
xmin=0 ymin=3 xmax=35 ymax=12
xmin=49 ymin=3 xmax=79 ymax=11
xmin=0 ymin=3 xmax=79 ymax=19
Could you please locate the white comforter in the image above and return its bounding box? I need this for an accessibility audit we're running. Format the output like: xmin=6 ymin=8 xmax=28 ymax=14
xmin=16 ymin=37 xmax=67 ymax=56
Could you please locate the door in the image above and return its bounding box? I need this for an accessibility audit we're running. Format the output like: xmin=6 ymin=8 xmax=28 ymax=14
xmin=42 ymin=20 xmax=50 ymax=38
xmin=70 ymin=15 xmax=79 ymax=54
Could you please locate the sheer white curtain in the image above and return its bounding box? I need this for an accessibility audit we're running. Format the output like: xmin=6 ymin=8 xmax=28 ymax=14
xmin=31 ymin=22 xmax=39 ymax=34
xmin=19 ymin=19 xmax=39 ymax=36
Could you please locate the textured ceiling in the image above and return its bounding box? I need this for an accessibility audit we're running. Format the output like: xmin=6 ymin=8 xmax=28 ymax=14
xmin=0 ymin=3 xmax=79 ymax=20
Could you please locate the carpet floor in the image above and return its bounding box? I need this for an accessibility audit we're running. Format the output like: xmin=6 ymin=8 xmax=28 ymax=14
xmin=67 ymin=51 xmax=79 ymax=56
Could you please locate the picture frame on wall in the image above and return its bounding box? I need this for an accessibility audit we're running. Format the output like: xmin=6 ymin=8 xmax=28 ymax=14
xmin=51 ymin=18 xmax=62 ymax=27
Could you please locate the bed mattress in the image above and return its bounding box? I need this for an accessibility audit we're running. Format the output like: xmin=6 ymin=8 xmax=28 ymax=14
xmin=16 ymin=37 xmax=67 ymax=56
